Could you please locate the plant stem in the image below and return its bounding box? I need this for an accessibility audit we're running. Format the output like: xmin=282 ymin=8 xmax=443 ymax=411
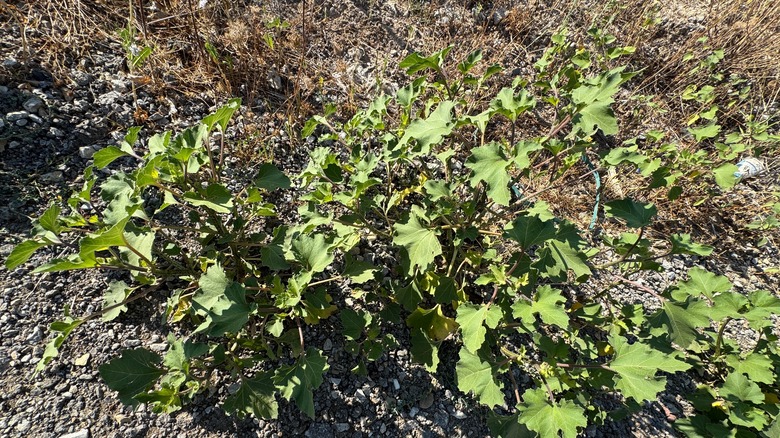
xmin=713 ymin=317 xmax=732 ymax=358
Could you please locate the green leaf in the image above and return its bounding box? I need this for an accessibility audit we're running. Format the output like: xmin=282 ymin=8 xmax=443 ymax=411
xmin=517 ymin=388 xmax=587 ymax=438
xmin=465 ymin=142 xmax=512 ymax=206
xmin=194 ymin=282 xmax=251 ymax=337
xmin=6 ymin=240 xmax=50 ymax=270
xmin=223 ymin=372 xmax=279 ymax=419
xmin=538 ymin=238 xmax=591 ymax=280
xmin=393 ymin=212 xmax=442 ymax=276
xmin=512 ymin=285 xmax=569 ymax=329
xmin=688 ymin=124 xmax=721 ymax=142
xmin=38 ymin=204 xmax=62 ymax=234
xmin=35 ymin=316 xmax=83 ymax=375
xmin=102 ymin=281 xmax=132 ymax=322
xmin=394 ymin=280 xmax=424 ymax=311
xmin=721 ymin=371 xmax=764 ymax=404
xmin=342 ymin=254 xmax=377 ymax=284
xmin=99 ymin=349 xmax=165 ymax=405
xmin=202 ymin=97 xmax=241 ymax=132
xmin=398 ymin=100 xmax=456 ymax=154
xmin=504 ymin=215 xmax=556 ymax=248
xmin=456 ymin=303 xmax=503 ymax=353
xmin=603 ymin=198 xmax=657 ymax=228
xmin=571 ymin=68 xmax=630 ymax=105
xmin=490 ymin=87 xmax=536 ymax=122
xmin=456 ymin=348 xmax=505 ymax=408
xmin=93 ymin=146 xmax=130 ymax=169
xmin=79 ymin=217 xmax=131 ymax=258
xmin=290 ymin=233 xmax=334 ymax=274
xmin=675 ymin=267 xmax=732 ymax=300
xmin=192 ymin=264 xmax=252 ymax=336
xmin=341 ymin=308 xmax=371 ymax=341
xmin=609 ymin=335 xmax=691 ymax=401
xmin=34 ymin=253 xmax=97 ymax=273
xmin=652 ymin=299 xmax=710 ymax=349
xmin=669 ymin=234 xmax=713 ymax=256
xmin=254 ymin=163 xmax=291 ymax=191
xmin=713 ymin=163 xmax=739 ymax=189
xmin=407 ymin=305 xmax=458 ymax=342
xmin=274 ymin=348 xmax=329 ymax=418
xmin=398 ymin=47 xmax=451 ymax=74
xmin=726 ymin=353 xmax=775 ymax=385
xmin=183 ymin=184 xmax=234 ymax=214
xmin=573 ymin=100 xmax=618 ymax=135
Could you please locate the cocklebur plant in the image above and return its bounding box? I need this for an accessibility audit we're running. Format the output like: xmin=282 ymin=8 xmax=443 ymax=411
xmin=7 ymin=33 xmax=780 ymax=437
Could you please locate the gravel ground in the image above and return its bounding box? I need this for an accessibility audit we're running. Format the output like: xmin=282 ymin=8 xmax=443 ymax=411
xmin=1 ymin=2 xmax=779 ymax=437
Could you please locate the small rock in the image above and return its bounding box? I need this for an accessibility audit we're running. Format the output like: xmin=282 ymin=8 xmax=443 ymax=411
xmin=379 ymin=423 xmax=387 ymax=433
xmin=95 ymin=91 xmax=122 ymax=106
xmin=23 ymin=97 xmax=44 ymax=112
xmin=28 ymin=114 xmax=43 ymax=124
xmin=323 ymin=338 xmax=332 ymax=351
xmin=451 ymin=409 xmax=467 ymax=419
xmin=335 ymin=423 xmax=349 ymax=433
xmin=60 ymin=429 xmax=90 ymax=438
xmin=79 ymin=146 xmax=95 ymax=159
xmin=149 ymin=343 xmax=167 ymax=352
xmin=122 ymin=339 xmax=142 ymax=348
xmin=41 ymin=171 xmax=64 ymax=183
xmin=2 ymin=58 xmax=19 ymax=68
xmin=15 ymin=419 xmax=30 ymax=432
xmin=26 ymin=326 xmax=43 ymax=343
xmin=355 ymin=389 xmax=367 ymax=403
xmin=329 ymin=377 xmax=341 ymax=386
xmin=111 ymin=79 xmax=128 ymax=93
xmin=419 ymin=392 xmax=434 ymax=409
xmin=15 ymin=118 xmax=28 ymax=126
xmin=74 ymin=353 xmax=90 ymax=366
xmin=6 ymin=111 xmax=28 ymax=121
xmin=409 ymin=407 xmax=419 ymax=418
xmin=392 ymin=379 xmax=400 ymax=390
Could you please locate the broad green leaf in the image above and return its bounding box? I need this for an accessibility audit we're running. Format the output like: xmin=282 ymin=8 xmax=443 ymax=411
xmin=254 ymin=164 xmax=291 ymax=191
xmin=38 ymin=204 xmax=62 ymax=234
xmin=194 ymin=282 xmax=251 ymax=337
xmin=652 ymin=299 xmax=710 ymax=349
xmin=393 ymin=212 xmax=442 ymax=276
xmin=674 ymin=267 xmax=732 ymax=300
xmin=490 ymin=87 xmax=536 ymax=122
xmin=517 ymin=387 xmax=587 ymax=438
xmin=609 ymin=335 xmax=691 ymax=401
xmin=121 ymin=224 xmax=155 ymax=268
xmin=79 ymin=217 xmax=130 ymax=258
xmin=342 ymin=254 xmax=377 ymax=284
xmin=573 ymin=100 xmax=618 ymax=135
xmin=721 ymin=371 xmax=764 ymax=404
xmin=341 ymin=308 xmax=371 ymax=341
xmin=290 ymin=233 xmax=334 ymax=274
xmin=713 ymin=163 xmax=739 ymax=189
xmin=538 ymin=239 xmax=591 ymax=280
xmin=728 ymin=403 xmax=768 ymax=429
xmin=504 ymin=215 xmax=556 ymax=248
xmin=163 ymin=335 xmax=207 ymax=372
xmin=745 ymin=290 xmax=780 ymax=330
xmin=102 ymin=281 xmax=132 ymax=322
xmin=603 ymin=198 xmax=657 ymax=228
xmin=394 ymin=280 xmax=424 ymax=311
xmin=223 ymin=372 xmax=278 ymax=419
xmin=486 ymin=412 xmax=534 ymax=438
xmin=726 ymin=353 xmax=775 ymax=385
xmin=456 ymin=348 xmax=505 ymax=408
xmin=669 ymin=234 xmax=713 ymax=256
xmin=456 ymin=303 xmax=503 ymax=353
xmin=274 ymin=348 xmax=329 ymax=418
xmin=398 ymin=47 xmax=451 ymax=74
xmin=148 ymin=131 xmax=171 ymax=155
xmin=406 ymin=305 xmax=458 ymax=341
xmin=99 ymin=349 xmax=165 ymax=405
xmin=423 ymin=180 xmax=453 ymax=201
xmin=183 ymin=184 xmax=234 ymax=214
xmin=688 ymin=124 xmax=721 ymax=142
xmin=192 ymin=264 xmax=252 ymax=336
xmin=202 ymin=97 xmax=241 ymax=132
xmin=34 ymin=253 xmax=97 ymax=273
xmin=465 ymin=142 xmax=512 ymax=206
xmin=6 ymin=240 xmax=50 ymax=270
xmin=410 ymin=327 xmax=439 ymax=372
xmin=93 ymin=146 xmax=130 ymax=169
xmin=571 ymin=68 xmax=630 ymax=105
xmin=398 ymin=100 xmax=456 ymax=154
xmin=512 ymin=285 xmax=569 ymax=329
